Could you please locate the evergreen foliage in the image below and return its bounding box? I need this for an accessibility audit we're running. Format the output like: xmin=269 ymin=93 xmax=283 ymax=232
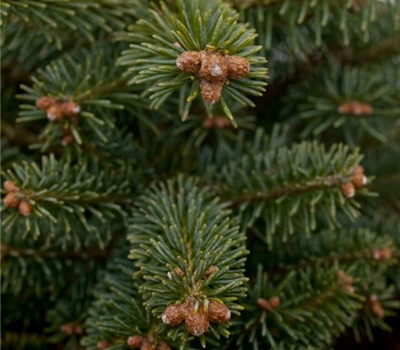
xmin=118 ymin=0 xmax=268 ymax=122
xmin=1 ymin=0 xmax=400 ymax=350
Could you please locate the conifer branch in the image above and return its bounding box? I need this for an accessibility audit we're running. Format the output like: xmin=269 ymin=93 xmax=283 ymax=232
xmin=237 ymin=266 xmax=364 ymax=350
xmin=283 ymin=64 xmax=400 ymax=145
xmin=1 ymin=0 xmax=144 ymax=49
xmin=128 ymin=176 xmax=248 ymax=344
xmin=118 ymin=0 xmax=268 ymax=124
xmin=207 ymin=141 xmax=369 ymax=244
xmin=1 ymin=155 xmax=137 ymax=249
xmin=17 ymin=45 xmax=149 ymax=149
xmin=82 ymin=250 xmax=175 ymax=350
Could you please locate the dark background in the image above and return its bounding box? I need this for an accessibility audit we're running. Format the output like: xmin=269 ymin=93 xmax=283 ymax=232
xmin=336 ymin=317 xmax=400 ymax=350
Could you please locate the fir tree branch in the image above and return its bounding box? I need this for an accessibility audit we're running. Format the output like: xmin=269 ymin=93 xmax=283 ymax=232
xmin=118 ymin=0 xmax=268 ymax=123
xmin=128 ymin=176 xmax=248 ymax=344
xmin=1 ymin=155 xmax=137 ymax=249
xmin=207 ymin=141 xmax=369 ymax=244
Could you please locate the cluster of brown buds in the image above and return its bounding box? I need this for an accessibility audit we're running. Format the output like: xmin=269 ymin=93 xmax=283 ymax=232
xmin=372 ymin=247 xmax=392 ymax=261
xmin=3 ymin=181 xmax=33 ymax=216
xmin=340 ymin=166 xmax=368 ymax=198
xmin=60 ymin=323 xmax=83 ymax=336
xmin=176 ymin=50 xmax=250 ymax=105
xmin=337 ymin=270 xmax=355 ymax=293
xmin=127 ymin=335 xmax=171 ymax=350
xmin=162 ymin=298 xmax=231 ymax=337
xmin=202 ymin=116 xmax=232 ymax=129
xmin=369 ymin=294 xmax=385 ymax=319
xmin=257 ymin=296 xmax=281 ymax=312
xmin=338 ymin=101 xmax=373 ymax=116
xmin=36 ymin=96 xmax=81 ymax=122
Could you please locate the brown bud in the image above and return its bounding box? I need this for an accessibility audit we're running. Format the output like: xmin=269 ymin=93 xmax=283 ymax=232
xmin=380 ymin=247 xmax=392 ymax=260
xmin=141 ymin=338 xmax=154 ymax=350
xmin=372 ymin=247 xmax=392 ymax=261
xmin=372 ymin=249 xmax=382 ymax=260
xmin=200 ymin=80 xmax=223 ymax=105
xmin=342 ymin=284 xmax=355 ymax=293
xmin=215 ymin=117 xmax=232 ymax=128
xmin=351 ymin=102 xmax=372 ymax=115
xmin=36 ymin=96 xmax=55 ymax=111
xmin=227 ymin=56 xmax=250 ymax=79
xmin=127 ymin=335 xmax=144 ymax=349
xmin=269 ymin=297 xmax=281 ymax=309
xmin=156 ymin=341 xmax=171 ymax=350
xmin=352 ymin=166 xmax=367 ymax=188
xmin=97 ymin=341 xmax=112 ymax=349
xmin=202 ymin=117 xmax=231 ymax=129
xmin=203 ymin=118 xmax=214 ymax=129
xmin=208 ymin=300 xmax=231 ymax=323
xmin=341 ymin=182 xmax=356 ymax=198
xmin=257 ymin=298 xmax=271 ymax=311
xmin=19 ymin=200 xmax=33 ymax=216
xmin=62 ymin=134 xmax=75 ymax=147
xmin=338 ymin=102 xmax=353 ymax=115
xmin=198 ymin=52 xmax=228 ymax=83
xmin=354 ymin=166 xmax=364 ymax=176
xmin=174 ymin=267 xmax=184 ymax=278
xmin=185 ymin=303 xmax=209 ymax=337
xmin=337 ymin=270 xmax=354 ymax=285
xmin=176 ymin=51 xmax=202 ymax=75
xmin=4 ymin=180 xmax=20 ymax=193
xmin=162 ymin=303 xmax=187 ymax=326
xmin=4 ymin=192 xmax=21 ymax=208
xmin=60 ymin=323 xmax=75 ymax=335
xmin=337 ymin=270 xmax=354 ymax=293
xmin=74 ymin=325 xmax=83 ymax=334
xmin=202 ymin=265 xmax=217 ymax=278
xmin=352 ymin=102 xmax=365 ymax=116
xmin=361 ymin=103 xmax=373 ymax=115
xmin=47 ymin=104 xmax=64 ymax=121
xmin=369 ymin=295 xmax=385 ymax=318
xmin=61 ymin=101 xmax=81 ymax=117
